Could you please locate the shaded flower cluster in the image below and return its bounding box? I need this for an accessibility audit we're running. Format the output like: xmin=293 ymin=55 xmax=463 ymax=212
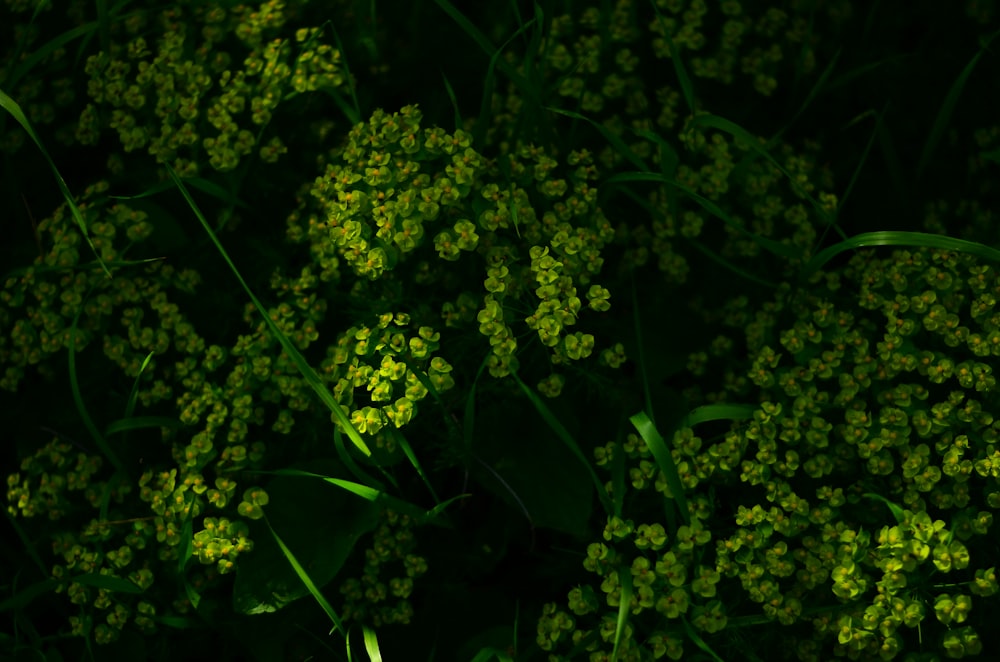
xmin=75 ymin=0 xmax=346 ymax=175
xmin=287 ymin=105 xmax=619 ymax=386
xmin=539 ymin=246 xmax=1000 ymax=660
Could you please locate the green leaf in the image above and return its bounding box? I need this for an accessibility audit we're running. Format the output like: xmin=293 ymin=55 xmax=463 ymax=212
xmin=105 ymin=416 xmax=182 ymax=437
xmin=682 ymin=404 xmax=756 ymax=428
xmin=265 ymin=518 xmax=347 ymax=634
xmin=606 ymin=170 xmax=803 ymax=261
xmin=69 ymin=297 xmax=127 ymax=476
xmin=612 ymin=561 xmax=633 ymax=662
xmin=232 ymin=461 xmax=379 ymax=617
xmin=863 ymin=492 xmax=905 ymax=524
xmin=629 ymin=411 xmax=690 ymax=528
xmin=512 ymin=372 xmax=613 ymax=516
xmin=649 ymin=1 xmax=696 ymax=115
xmin=917 ymin=28 xmax=1000 ymax=181
xmin=0 ymin=88 xmax=111 ymax=277
xmin=0 ymin=579 xmax=59 ymax=613
xmin=166 ymin=167 xmax=372 ymax=457
xmin=681 ymin=616 xmax=725 ymax=662
xmin=362 ymin=626 xmax=383 ymax=662
xmin=801 ymin=231 xmax=1000 ymax=279
xmin=72 ymin=573 xmax=144 ymax=594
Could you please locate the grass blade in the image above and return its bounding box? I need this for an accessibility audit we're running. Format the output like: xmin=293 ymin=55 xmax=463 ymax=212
xmin=389 ymin=427 xmax=440 ymax=503
xmin=916 ymin=29 xmax=1000 ymax=181
xmin=649 ymin=0 xmax=697 ymax=115
xmin=72 ymin=572 xmax=143 ymax=594
xmin=835 ymin=104 xmax=884 ymax=217
xmin=255 ymin=468 xmax=451 ymax=526
xmin=863 ymin=492 xmax=905 ymax=524
xmin=166 ymin=166 xmax=371 ymax=457
xmin=441 ymin=73 xmax=463 ymax=129
xmin=629 ymin=411 xmax=690 ymax=528
xmin=687 ymin=238 xmax=782 ymax=289
xmin=801 ymin=231 xmax=1000 ymax=279
xmin=611 ymin=561 xmax=633 ymax=662
xmin=0 ymin=578 xmax=60 ymax=613
xmin=511 ymin=372 xmax=613 ymax=515
xmin=266 ymin=516 xmax=346 ymax=634
xmin=548 ymin=107 xmax=649 ymax=171
xmin=69 ymin=299 xmax=127 ymax=476
xmin=681 ymin=404 xmax=756 ymax=428
xmin=0 ymin=88 xmax=111 ymax=277
xmin=362 ymin=625 xmax=383 ymax=662
xmin=104 ymin=416 xmax=182 ymax=436
xmin=681 ymin=616 xmax=725 ymax=662
xmin=607 ymin=170 xmax=803 ymax=261
xmin=692 ymin=113 xmax=837 ymax=230
xmin=771 ymin=48 xmax=842 ymax=146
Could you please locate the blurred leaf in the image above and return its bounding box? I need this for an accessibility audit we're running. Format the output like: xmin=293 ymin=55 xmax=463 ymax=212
xmin=232 ymin=460 xmax=379 ymax=615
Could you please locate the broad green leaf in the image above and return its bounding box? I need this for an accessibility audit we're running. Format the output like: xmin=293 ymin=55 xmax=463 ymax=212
xmin=232 ymin=461 xmax=379 ymax=616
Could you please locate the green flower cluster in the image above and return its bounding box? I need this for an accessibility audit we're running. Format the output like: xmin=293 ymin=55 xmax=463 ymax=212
xmin=75 ymin=0 xmax=345 ymax=175
xmin=288 ymin=105 xmax=618 ymax=385
xmin=337 ymin=508 xmax=428 ymax=627
xmin=0 ymin=1 xmax=86 ymax=152
xmin=319 ymin=311 xmax=454 ymax=436
xmin=539 ymin=247 xmax=1000 ymax=660
xmin=0 ymin=185 xmax=281 ymax=644
xmin=486 ymin=0 xmax=841 ymax=285
xmin=0 ymin=181 xmax=197 ymax=393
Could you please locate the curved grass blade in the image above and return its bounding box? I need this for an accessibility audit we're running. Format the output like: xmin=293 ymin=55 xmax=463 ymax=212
xmin=3 ymin=510 xmax=48 ymax=578
xmin=611 ymin=561 xmax=633 ymax=662
xmin=629 ymin=411 xmax=690 ymax=527
xmin=2 ymin=21 xmax=99 ymax=91
xmin=608 ymin=171 xmax=803 ymax=261
xmin=124 ymin=351 xmax=154 ymax=420
xmin=548 ymin=107 xmax=649 ymax=171
xmin=166 ymin=166 xmax=371 ymax=457
xmin=682 ymin=404 xmax=756 ymax=428
xmin=611 ymin=428 xmax=626 ymax=518
xmin=835 ymin=104 xmax=884 ymax=217
xmin=322 ymin=20 xmax=361 ymax=126
xmin=433 ymin=0 xmax=536 ymax=104
xmin=256 ymin=468 xmax=452 ymax=526
xmin=0 ymin=89 xmax=111 ymax=277
xmin=69 ymin=302 xmax=127 ymax=476
xmin=916 ymin=28 xmax=1000 ymax=181
xmin=801 ymin=231 xmax=1000 ymax=279
xmin=511 ymin=372 xmax=613 ymax=515
xmin=692 ymin=113 xmax=839 ymax=233
xmin=770 ymin=48 xmax=842 ymax=146
xmin=72 ymin=573 xmax=143 ymax=594
xmin=0 ymin=578 xmax=59 ymax=613
xmin=473 ymin=13 xmax=538 ymax=148
xmin=464 ymin=355 xmax=490 ymax=454
xmin=681 ymin=616 xmax=725 ymax=662
xmin=442 ymin=74 xmax=463 ymax=129
xmin=649 ymin=0 xmax=696 ymax=115
xmin=104 ymin=416 xmax=182 ymax=437
xmin=470 ymin=649 xmax=514 ymax=662
xmin=265 ymin=516 xmax=346 ymax=634
xmin=688 ymin=238 xmax=781 ymax=289
xmin=864 ymin=492 xmax=905 ymax=524
xmin=333 ymin=428 xmax=386 ymax=491
xmin=388 ymin=426 xmax=440 ymax=503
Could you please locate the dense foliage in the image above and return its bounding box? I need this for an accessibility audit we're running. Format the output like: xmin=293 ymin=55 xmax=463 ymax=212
xmin=3 ymin=1 xmax=1000 ymax=660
